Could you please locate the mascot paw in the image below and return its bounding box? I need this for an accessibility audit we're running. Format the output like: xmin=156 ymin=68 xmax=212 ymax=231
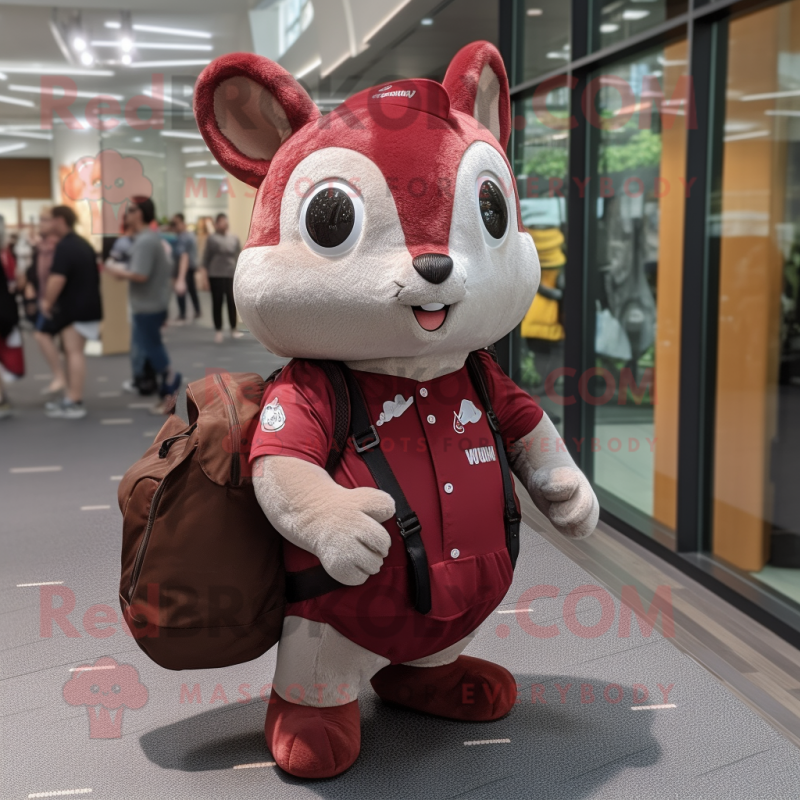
xmin=531 ymin=465 xmax=599 ymax=540
xmin=370 ymin=655 xmax=516 ymax=721
xmin=264 ymin=693 xmax=361 ymax=779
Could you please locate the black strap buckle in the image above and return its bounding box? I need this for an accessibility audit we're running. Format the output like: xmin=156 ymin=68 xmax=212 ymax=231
xmin=396 ymin=513 xmax=422 ymax=539
xmin=486 ymin=410 xmax=501 ymax=434
xmin=352 ymin=425 xmax=380 ymax=453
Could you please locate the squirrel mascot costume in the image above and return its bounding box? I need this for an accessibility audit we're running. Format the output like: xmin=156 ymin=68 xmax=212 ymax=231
xmin=192 ymin=41 xmax=599 ymax=779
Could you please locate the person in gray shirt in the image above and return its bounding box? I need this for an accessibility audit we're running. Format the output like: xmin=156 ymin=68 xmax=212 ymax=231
xmin=105 ymin=197 xmax=181 ymax=413
xmin=172 ymin=212 xmax=201 ymax=322
xmin=203 ymin=213 xmax=242 ymax=343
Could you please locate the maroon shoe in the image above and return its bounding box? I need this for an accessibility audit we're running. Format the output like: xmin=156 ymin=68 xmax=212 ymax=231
xmin=264 ymin=693 xmax=361 ymax=779
xmin=370 ymin=655 xmax=517 ymax=721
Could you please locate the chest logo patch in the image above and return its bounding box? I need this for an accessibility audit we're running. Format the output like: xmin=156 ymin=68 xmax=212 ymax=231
xmin=376 ymin=394 xmax=414 ymax=426
xmin=260 ymin=397 xmax=286 ymax=433
xmin=453 ymin=399 xmax=482 ymax=434
xmin=465 ymin=446 xmax=497 ymax=466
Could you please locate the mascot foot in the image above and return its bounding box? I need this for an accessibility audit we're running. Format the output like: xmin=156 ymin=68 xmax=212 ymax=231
xmin=370 ymin=655 xmax=516 ymax=721
xmin=264 ymin=693 xmax=361 ymax=779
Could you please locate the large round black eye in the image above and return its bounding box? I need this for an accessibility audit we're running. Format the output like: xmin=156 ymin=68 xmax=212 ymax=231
xmin=305 ymin=187 xmax=355 ymax=248
xmin=478 ymin=179 xmax=508 ymax=240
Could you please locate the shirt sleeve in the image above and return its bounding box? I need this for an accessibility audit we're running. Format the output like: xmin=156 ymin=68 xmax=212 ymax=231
xmin=477 ymin=350 xmax=543 ymax=445
xmin=249 ymin=360 xmax=336 ymax=469
xmin=129 ymin=236 xmax=156 ymax=279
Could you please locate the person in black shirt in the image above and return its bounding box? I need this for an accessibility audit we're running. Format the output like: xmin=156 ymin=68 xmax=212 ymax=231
xmin=39 ymin=206 xmax=102 ymax=419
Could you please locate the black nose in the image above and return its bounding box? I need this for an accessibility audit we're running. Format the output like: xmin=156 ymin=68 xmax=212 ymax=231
xmin=412 ymin=253 xmax=453 ymax=284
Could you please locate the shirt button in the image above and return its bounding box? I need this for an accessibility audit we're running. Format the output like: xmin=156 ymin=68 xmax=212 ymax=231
xmin=450 ymin=548 xmax=460 ymax=559
xmin=419 ymin=387 xmax=428 ymax=397
xmin=444 ymin=482 xmax=454 ymax=494
xmin=427 ymin=414 xmax=436 ymax=424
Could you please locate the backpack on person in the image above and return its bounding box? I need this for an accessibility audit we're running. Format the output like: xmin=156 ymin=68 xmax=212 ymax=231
xmin=118 ymin=354 xmax=514 ymax=670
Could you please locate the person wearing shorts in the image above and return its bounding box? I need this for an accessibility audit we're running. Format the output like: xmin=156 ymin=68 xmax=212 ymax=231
xmin=39 ymin=206 xmax=102 ymax=420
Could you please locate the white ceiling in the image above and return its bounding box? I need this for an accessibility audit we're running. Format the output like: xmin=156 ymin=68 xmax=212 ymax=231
xmin=0 ymin=2 xmax=255 ymax=130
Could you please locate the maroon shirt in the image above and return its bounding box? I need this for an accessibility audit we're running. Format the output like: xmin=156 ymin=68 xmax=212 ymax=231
xmin=249 ymin=351 xmax=543 ymax=663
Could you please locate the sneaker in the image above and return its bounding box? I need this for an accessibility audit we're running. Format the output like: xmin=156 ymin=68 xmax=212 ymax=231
xmin=231 ymin=330 xmax=244 ymax=339
xmin=45 ymin=398 xmax=87 ymax=419
xmin=0 ymin=399 xmax=12 ymax=420
xmin=122 ymin=379 xmax=139 ymax=394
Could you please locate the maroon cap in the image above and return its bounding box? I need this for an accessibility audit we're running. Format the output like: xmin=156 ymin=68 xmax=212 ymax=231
xmin=343 ymin=79 xmax=451 ymax=121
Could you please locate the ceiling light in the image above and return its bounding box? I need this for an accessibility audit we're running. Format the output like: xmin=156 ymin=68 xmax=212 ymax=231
xmin=421 ymin=18 xmax=434 ymax=25
xmin=0 ymin=66 xmax=114 ymax=76
xmin=160 ymin=131 xmax=204 ymax=139
xmin=0 ymin=142 xmax=27 ymax=154
xmin=10 ymin=84 xmax=124 ymax=101
xmin=622 ymin=9 xmax=650 ymax=19
xmin=73 ymin=36 xmax=87 ymax=52
xmin=294 ymin=58 xmax=322 ymax=80
xmin=527 ymin=8 xmax=543 ymax=15
xmin=741 ymin=89 xmax=800 ymax=101
xmin=132 ymin=137 xmax=142 ymax=142
xmin=600 ymin=23 xmax=619 ymax=32
xmin=185 ymin=160 xmax=207 ymax=167
xmin=363 ymin=0 xmax=415 ymax=43
xmin=143 ymin=88 xmax=191 ymax=108
xmin=723 ymin=129 xmax=771 ymax=142
xmin=0 ymin=72 xmax=6 ymax=81
xmin=181 ymin=145 xmax=207 ymax=153
xmin=105 ymin=21 xmax=121 ymax=29
xmin=0 ymin=130 xmax=52 ymax=140
xmin=128 ymin=59 xmax=211 ymax=68
xmin=121 ymin=54 xmax=132 ymax=65
xmin=92 ymin=40 xmax=211 ymax=51
xmin=194 ymin=172 xmax=227 ymax=179
xmin=0 ymin=94 xmax=36 ymax=108
xmin=765 ymin=109 xmax=800 ymax=117
xmin=546 ymin=52 xmax=570 ymax=60
xmin=80 ymin=51 xmax=94 ymax=66
xmin=131 ymin=23 xmax=211 ymax=39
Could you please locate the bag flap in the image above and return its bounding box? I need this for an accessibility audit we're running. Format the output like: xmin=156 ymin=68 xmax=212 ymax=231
xmin=186 ymin=371 xmax=266 ymax=486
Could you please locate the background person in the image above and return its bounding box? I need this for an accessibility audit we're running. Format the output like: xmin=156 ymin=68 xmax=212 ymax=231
xmin=202 ymin=213 xmax=241 ymax=343
xmin=104 ymin=197 xmax=181 ymax=414
xmin=39 ymin=206 xmax=102 ymax=420
xmin=171 ymin=213 xmax=201 ymax=324
xmin=25 ymin=208 xmax=66 ymax=394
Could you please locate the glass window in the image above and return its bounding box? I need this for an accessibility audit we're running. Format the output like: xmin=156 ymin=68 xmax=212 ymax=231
xmin=514 ymin=1 xmax=571 ymax=85
xmin=711 ymin=0 xmax=800 ymax=610
xmin=585 ymin=41 xmax=688 ymax=545
xmin=592 ymin=0 xmax=686 ymax=53
xmin=511 ymin=83 xmax=569 ymax=436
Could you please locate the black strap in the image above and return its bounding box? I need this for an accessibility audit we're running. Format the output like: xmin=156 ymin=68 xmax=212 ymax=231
xmin=466 ymin=352 xmax=521 ymax=568
xmin=338 ymin=363 xmax=432 ymax=615
xmin=312 ymin=361 xmax=351 ymax=474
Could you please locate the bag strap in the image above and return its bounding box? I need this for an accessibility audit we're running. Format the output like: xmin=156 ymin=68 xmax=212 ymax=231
xmin=466 ymin=351 xmax=521 ymax=568
xmin=338 ymin=362 xmax=432 ymax=615
xmin=312 ymin=360 xmax=351 ymax=475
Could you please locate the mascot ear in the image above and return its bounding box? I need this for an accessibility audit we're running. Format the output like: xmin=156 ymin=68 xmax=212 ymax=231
xmin=443 ymin=42 xmax=511 ymax=150
xmin=194 ymin=52 xmax=320 ymax=188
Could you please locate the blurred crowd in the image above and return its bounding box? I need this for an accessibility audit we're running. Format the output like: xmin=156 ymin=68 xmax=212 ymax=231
xmin=0 ymin=201 xmax=242 ymax=421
